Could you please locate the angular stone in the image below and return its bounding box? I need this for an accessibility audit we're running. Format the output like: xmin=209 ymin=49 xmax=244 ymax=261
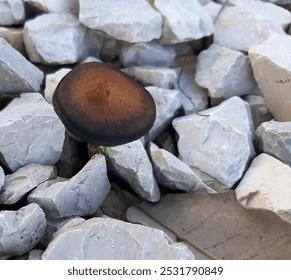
xmin=120 ymin=41 xmax=176 ymax=67
xmin=44 ymin=68 xmax=71 ymax=104
xmin=28 ymin=155 xmax=111 ymax=219
xmin=0 ymin=0 xmax=25 ymax=26
xmin=148 ymin=143 xmax=200 ymax=192
xmin=123 ymin=66 xmax=178 ymax=89
xmin=0 ymin=203 xmax=46 ymax=257
xmin=249 ymin=34 xmax=291 ymax=121
xmin=24 ymin=13 xmax=87 ymax=64
xmin=107 ymin=139 xmax=160 ymax=202
xmin=0 ymin=92 xmax=65 ymax=172
xmin=144 ymin=87 xmax=182 ymax=143
xmin=0 ymin=166 xmax=4 ymax=191
xmin=0 ymin=164 xmax=56 ymax=205
xmin=173 ymin=97 xmax=255 ymax=188
xmin=0 ymin=27 xmax=25 ymax=55
xmin=255 ymin=120 xmax=291 ymax=166
xmin=0 ymin=38 xmax=43 ymax=93
xmin=195 ymin=44 xmax=257 ymax=98
xmin=236 ymin=153 xmax=291 ymax=224
xmin=154 ymin=0 xmax=213 ymax=44
xmin=42 ymin=217 xmax=194 ymax=260
xmin=79 ymin=0 xmax=162 ymax=43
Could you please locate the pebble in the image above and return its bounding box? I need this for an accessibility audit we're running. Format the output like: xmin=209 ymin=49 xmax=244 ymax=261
xmin=79 ymin=0 xmax=162 ymax=43
xmin=28 ymin=154 xmax=111 ymax=219
xmin=0 ymin=163 xmax=56 ymax=205
xmin=173 ymin=97 xmax=255 ymax=188
xmin=0 ymin=203 xmax=46 ymax=257
xmin=0 ymin=92 xmax=65 ymax=172
xmin=107 ymin=139 xmax=160 ymax=202
xmin=236 ymin=153 xmax=291 ymax=224
xmin=0 ymin=166 xmax=4 ymax=191
xmin=0 ymin=27 xmax=26 ymax=55
xmin=42 ymin=216 xmax=194 ymax=260
xmin=24 ymin=13 xmax=87 ymax=64
xmin=0 ymin=38 xmax=43 ymax=94
xmin=195 ymin=44 xmax=257 ymax=98
xmin=0 ymin=0 xmax=25 ymax=26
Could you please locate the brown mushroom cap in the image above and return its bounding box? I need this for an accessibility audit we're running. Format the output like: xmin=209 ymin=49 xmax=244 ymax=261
xmin=53 ymin=62 xmax=156 ymax=146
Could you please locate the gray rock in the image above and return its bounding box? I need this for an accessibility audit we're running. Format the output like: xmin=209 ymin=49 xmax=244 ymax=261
xmin=195 ymin=44 xmax=257 ymax=98
xmin=154 ymin=0 xmax=213 ymax=44
xmin=79 ymin=0 xmax=162 ymax=43
xmin=173 ymin=96 xmax=255 ymax=188
xmin=0 ymin=167 xmax=4 ymax=191
xmin=0 ymin=38 xmax=43 ymax=93
xmin=0 ymin=92 xmax=65 ymax=172
xmin=42 ymin=217 xmax=194 ymax=260
xmin=28 ymin=154 xmax=111 ymax=219
xmin=24 ymin=13 xmax=87 ymax=64
xmin=0 ymin=203 xmax=46 ymax=257
xmin=249 ymin=33 xmax=291 ymax=121
xmin=123 ymin=66 xmax=178 ymax=89
xmin=255 ymin=120 xmax=291 ymax=166
xmin=148 ymin=142 xmax=200 ymax=192
xmin=0 ymin=0 xmax=25 ymax=26
xmin=236 ymin=153 xmax=291 ymax=224
xmin=120 ymin=41 xmax=176 ymax=67
xmin=107 ymin=139 xmax=160 ymax=202
xmin=28 ymin=249 xmax=43 ymax=260
xmin=0 ymin=163 xmax=57 ymax=205
xmin=144 ymin=86 xmax=182 ymax=142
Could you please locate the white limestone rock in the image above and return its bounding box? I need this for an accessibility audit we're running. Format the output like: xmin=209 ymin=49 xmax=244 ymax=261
xmin=24 ymin=13 xmax=87 ymax=65
xmin=195 ymin=44 xmax=257 ymax=98
xmin=144 ymin=87 xmax=182 ymax=143
xmin=0 ymin=203 xmax=46 ymax=257
xmin=120 ymin=41 xmax=176 ymax=67
xmin=79 ymin=0 xmax=162 ymax=43
xmin=42 ymin=217 xmax=194 ymax=260
xmin=173 ymin=97 xmax=255 ymax=188
xmin=236 ymin=153 xmax=291 ymax=224
xmin=0 ymin=92 xmax=65 ymax=172
xmin=255 ymin=120 xmax=291 ymax=166
xmin=148 ymin=143 xmax=200 ymax=192
xmin=0 ymin=0 xmax=25 ymax=26
xmin=123 ymin=66 xmax=178 ymax=89
xmin=27 ymin=155 xmax=111 ymax=219
xmin=107 ymin=139 xmax=160 ymax=202
xmin=249 ymin=34 xmax=291 ymax=121
xmin=0 ymin=166 xmax=4 ymax=191
xmin=44 ymin=68 xmax=71 ymax=105
xmin=0 ymin=164 xmax=57 ymax=205
xmin=0 ymin=38 xmax=43 ymax=93
xmin=154 ymin=0 xmax=213 ymax=44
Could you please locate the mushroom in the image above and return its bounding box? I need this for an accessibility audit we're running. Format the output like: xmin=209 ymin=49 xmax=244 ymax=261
xmin=52 ymin=62 xmax=156 ymax=156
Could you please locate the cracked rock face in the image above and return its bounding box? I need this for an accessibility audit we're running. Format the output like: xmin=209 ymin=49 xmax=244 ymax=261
xmin=42 ymin=217 xmax=194 ymax=260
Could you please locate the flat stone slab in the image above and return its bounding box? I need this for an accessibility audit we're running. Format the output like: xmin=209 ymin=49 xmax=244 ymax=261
xmin=42 ymin=217 xmax=194 ymax=260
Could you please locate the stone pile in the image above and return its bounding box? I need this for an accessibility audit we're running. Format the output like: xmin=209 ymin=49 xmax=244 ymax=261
xmin=0 ymin=0 xmax=291 ymax=260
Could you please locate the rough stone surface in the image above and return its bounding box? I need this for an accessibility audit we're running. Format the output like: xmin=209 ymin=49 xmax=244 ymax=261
xmin=255 ymin=120 xmax=291 ymax=166
xmin=0 ymin=27 xmax=25 ymax=55
xmin=120 ymin=42 xmax=176 ymax=67
xmin=148 ymin=142 xmax=200 ymax=192
xmin=24 ymin=13 xmax=87 ymax=65
xmin=195 ymin=44 xmax=257 ymax=98
xmin=0 ymin=163 xmax=57 ymax=205
xmin=0 ymin=92 xmax=65 ymax=172
xmin=154 ymin=0 xmax=213 ymax=44
xmin=0 ymin=0 xmax=25 ymax=26
xmin=0 ymin=166 xmax=4 ymax=191
xmin=0 ymin=38 xmax=43 ymax=93
xmin=173 ymin=97 xmax=255 ymax=188
xmin=236 ymin=153 xmax=291 ymax=224
xmin=107 ymin=139 xmax=160 ymax=202
xmin=79 ymin=0 xmax=162 ymax=43
xmin=42 ymin=217 xmax=194 ymax=260
xmin=0 ymin=203 xmax=46 ymax=257
xmin=123 ymin=66 xmax=177 ymax=89
xmin=28 ymin=155 xmax=111 ymax=219
xmin=144 ymin=87 xmax=182 ymax=143
xmin=249 ymin=34 xmax=291 ymax=121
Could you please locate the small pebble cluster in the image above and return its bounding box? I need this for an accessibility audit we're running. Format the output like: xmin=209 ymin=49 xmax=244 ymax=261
xmin=0 ymin=0 xmax=291 ymax=260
